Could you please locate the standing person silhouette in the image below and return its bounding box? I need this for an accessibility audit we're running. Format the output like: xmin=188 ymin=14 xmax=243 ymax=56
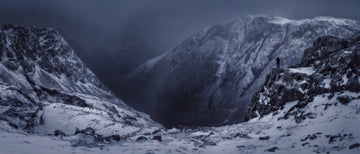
xmin=276 ymin=57 xmax=280 ymax=69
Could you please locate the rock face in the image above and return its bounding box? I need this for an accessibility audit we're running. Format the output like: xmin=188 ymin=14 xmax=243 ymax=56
xmin=121 ymin=16 xmax=360 ymax=127
xmin=0 ymin=24 xmax=107 ymax=95
xmin=0 ymin=25 xmax=160 ymax=135
xmin=248 ymin=34 xmax=360 ymax=121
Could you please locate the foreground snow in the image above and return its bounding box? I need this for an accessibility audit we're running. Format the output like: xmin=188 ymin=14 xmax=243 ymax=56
xmin=1 ymin=91 xmax=359 ymax=154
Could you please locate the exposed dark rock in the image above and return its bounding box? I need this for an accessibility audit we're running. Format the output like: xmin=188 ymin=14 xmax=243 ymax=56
xmin=54 ymin=130 xmax=66 ymax=137
xmin=234 ymin=133 xmax=252 ymax=139
xmin=103 ymin=135 xmax=121 ymax=142
xmin=337 ymin=95 xmax=353 ymax=105
xmin=301 ymin=134 xmax=317 ymax=141
xmin=265 ymin=146 xmax=278 ymax=152
xmin=349 ymin=143 xmax=360 ymax=149
xmin=153 ymin=135 xmax=162 ymax=142
xmin=259 ymin=136 xmax=270 ymax=140
xmin=326 ymin=134 xmax=353 ymax=144
xmin=302 ymin=142 xmax=309 ymax=146
xmin=8 ymin=122 xmax=18 ymax=129
xmin=136 ymin=136 xmax=147 ymax=141
xmin=75 ymin=127 xmax=96 ymax=136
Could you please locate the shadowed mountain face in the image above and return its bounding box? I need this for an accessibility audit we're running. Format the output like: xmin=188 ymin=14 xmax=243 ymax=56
xmin=121 ymin=16 xmax=360 ymax=127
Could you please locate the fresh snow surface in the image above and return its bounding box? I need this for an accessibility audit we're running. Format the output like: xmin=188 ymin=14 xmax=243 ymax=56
xmin=35 ymin=103 xmax=140 ymax=136
xmin=288 ymin=67 xmax=316 ymax=75
xmin=1 ymin=92 xmax=359 ymax=154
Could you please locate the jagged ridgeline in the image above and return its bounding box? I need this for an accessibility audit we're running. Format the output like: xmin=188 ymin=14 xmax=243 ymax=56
xmin=248 ymin=34 xmax=360 ymax=121
xmin=0 ymin=24 xmax=160 ymax=135
xmin=122 ymin=16 xmax=360 ymax=127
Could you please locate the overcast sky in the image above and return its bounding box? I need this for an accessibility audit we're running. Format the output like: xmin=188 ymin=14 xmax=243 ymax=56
xmin=1 ymin=0 xmax=359 ymax=94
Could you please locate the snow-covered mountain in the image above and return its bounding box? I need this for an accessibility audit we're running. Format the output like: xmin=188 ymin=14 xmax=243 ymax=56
xmin=0 ymin=22 xmax=359 ymax=154
xmin=121 ymin=16 xmax=360 ymax=127
xmin=1 ymin=34 xmax=359 ymax=153
xmin=0 ymin=24 xmax=161 ymax=137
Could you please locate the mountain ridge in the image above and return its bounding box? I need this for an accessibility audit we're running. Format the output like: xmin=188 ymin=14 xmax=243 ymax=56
xmin=0 ymin=24 xmax=161 ymax=136
xmin=121 ymin=15 xmax=360 ymax=127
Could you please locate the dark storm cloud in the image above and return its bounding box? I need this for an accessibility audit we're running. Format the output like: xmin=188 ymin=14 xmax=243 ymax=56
xmin=1 ymin=0 xmax=360 ymax=97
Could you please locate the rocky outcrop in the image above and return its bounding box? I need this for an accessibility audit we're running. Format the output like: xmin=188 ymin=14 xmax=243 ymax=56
xmin=248 ymin=34 xmax=360 ymax=120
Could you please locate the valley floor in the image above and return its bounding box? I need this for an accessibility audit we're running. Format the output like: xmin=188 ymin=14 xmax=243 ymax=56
xmin=1 ymin=92 xmax=360 ymax=154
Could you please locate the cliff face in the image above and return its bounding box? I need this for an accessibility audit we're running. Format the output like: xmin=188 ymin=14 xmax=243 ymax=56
xmin=248 ymin=34 xmax=360 ymax=121
xmin=122 ymin=16 xmax=360 ymax=127
xmin=0 ymin=25 xmax=160 ymax=136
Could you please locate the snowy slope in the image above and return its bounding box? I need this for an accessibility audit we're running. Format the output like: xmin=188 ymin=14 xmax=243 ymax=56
xmin=0 ymin=25 xmax=161 ymax=137
xmin=1 ymin=91 xmax=359 ymax=154
xmin=121 ymin=16 xmax=360 ymax=127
